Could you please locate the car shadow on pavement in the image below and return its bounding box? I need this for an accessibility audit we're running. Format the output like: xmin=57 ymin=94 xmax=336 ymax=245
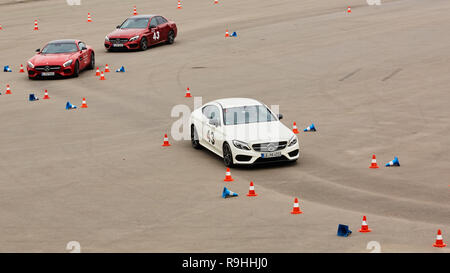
xmin=191 ymin=142 xmax=299 ymax=170
xmin=105 ymin=41 xmax=177 ymax=53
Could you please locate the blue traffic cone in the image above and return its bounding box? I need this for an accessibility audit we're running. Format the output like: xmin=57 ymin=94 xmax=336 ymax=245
xmin=29 ymin=94 xmax=38 ymax=101
xmin=3 ymin=65 xmax=12 ymax=72
xmin=304 ymin=123 xmax=316 ymax=132
xmin=66 ymin=101 xmax=77 ymax=110
xmin=337 ymin=224 xmax=352 ymax=237
xmin=116 ymin=66 xmax=125 ymax=72
xmin=230 ymin=31 xmax=237 ymax=37
xmin=222 ymin=187 xmax=238 ymax=198
xmin=385 ymin=156 xmax=400 ymax=167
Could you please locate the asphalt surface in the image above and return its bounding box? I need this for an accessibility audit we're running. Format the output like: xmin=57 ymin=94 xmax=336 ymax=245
xmin=0 ymin=0 xmax=449 ymax=252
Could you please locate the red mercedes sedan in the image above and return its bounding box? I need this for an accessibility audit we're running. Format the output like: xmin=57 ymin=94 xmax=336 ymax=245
xmin=104 ymin=14 xmax=177 ymax=51
xmin=27 ymin=39 xmax=95 ymax=79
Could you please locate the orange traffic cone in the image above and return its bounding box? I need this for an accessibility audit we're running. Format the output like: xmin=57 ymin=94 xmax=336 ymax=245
xmin=95 ymin=67 xmax=100 ymax=76
xmin=19 ymin=64 xmax=25 ymax=73
xmin=433 ymin=229 xmax=447 ymax=248
xmin=185 ymin=87 xmax=192 ymax=97
xmin=104 ymin=64 xmax=110 ymax=72
xmin=99 ymin=71 xmax=105 ymax=80
xmin=133 ymin=6 xmax=138 ymax=16
xmin=359 ymin=216 xmax=372 ymax=232
xmin=162 ymin=134 xmax=171 ymax=146
xmin=246 ymin=181 xmax=258 ymax=197
xmin=291 ymin=198 xmax=303 ymax=214
xmin=34 ymin=20 xmax=39 ymax=30
xmin=225 ymin=29 xmax=229 ymax=37
xmin=347 ymin=6 xmax=352 ymax=14
xmin=177 ymin=1 xmax=182 ymax=9
xmin=369 ymin=155 xmax=379 ymax=169
xmin=43 ymin=89 xmax=50 ymax=99
xmin=87 ymin=13 xmax=92 ymax=23
xmin=369 ymin=155 xmax=379 ymax=168
xmin=224 ymin=168 xmax=234 ymax=182
xmin=292 ymin=122 xmax=299 ymax=134
xmin=5 ymin=84 xmax=11 ymax=94
xmin=81 ymin=98 xmax=88 ymax=108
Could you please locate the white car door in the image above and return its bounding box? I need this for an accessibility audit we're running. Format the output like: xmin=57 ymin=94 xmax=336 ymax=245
xmin=211 ymin=109 xmax=225 ymax=155
xmin=201 ymin=104 xmax=223 ymax=154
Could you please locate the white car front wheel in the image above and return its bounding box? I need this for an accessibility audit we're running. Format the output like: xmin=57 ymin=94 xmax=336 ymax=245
xmin=191 ymin=125 xmax=201 ymax=149
xmin=223 ymin=142 xmax=234 ymax=167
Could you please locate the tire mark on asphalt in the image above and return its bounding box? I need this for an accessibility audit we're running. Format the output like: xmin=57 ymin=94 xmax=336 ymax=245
xmin=381 ymin=68 xmax=402 ymax=81
xmin=176 ymin=62 xmax=189 ymax=92
xmin=315 ymin=66 xmax=355 ymax=113
xmin=339 ymin=68 xmax=362 ymax=82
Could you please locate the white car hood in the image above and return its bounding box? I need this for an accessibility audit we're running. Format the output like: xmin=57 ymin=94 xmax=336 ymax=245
xmin=223 ymin=121 xmax=294 ymax=143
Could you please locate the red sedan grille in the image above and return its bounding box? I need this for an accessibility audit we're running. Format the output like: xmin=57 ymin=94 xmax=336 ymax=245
xmin=109 ymin=38 xmax=129 ymax=44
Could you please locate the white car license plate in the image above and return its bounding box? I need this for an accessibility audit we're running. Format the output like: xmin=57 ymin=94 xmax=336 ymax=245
xmin=113 ymin=44 xmax=124 ymax=47
xmin=261 ymin=151 xmax=282 ymax=158
xmin=41 ymin=72 xmax=55 ymax=76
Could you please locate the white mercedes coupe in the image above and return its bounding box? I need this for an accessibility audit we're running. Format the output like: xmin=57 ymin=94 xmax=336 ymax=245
xmin=189 ymin=98 xmax=300 ymax=166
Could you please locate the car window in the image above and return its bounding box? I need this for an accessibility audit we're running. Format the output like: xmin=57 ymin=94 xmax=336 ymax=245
xmin=156 ymin=16 xmax=167 ymax=25
xmin=203 ymin=105 xmax=221 ymax=123
xmin=150 ymin=17 xmax=158 ymax=27
xmin=120 ymin=17 xmax=149 ymax=29
xmin=78 ymin=42 xmax=86 ymax=50
xmin=41 ymin=43 xmax=78 ymax=54
xmin=223 ymin=105 xmax=276 ymax=125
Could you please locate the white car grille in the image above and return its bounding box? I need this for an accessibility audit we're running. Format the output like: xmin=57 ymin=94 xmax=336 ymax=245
xmin=252 ymin=141 xmax=287 ymax=152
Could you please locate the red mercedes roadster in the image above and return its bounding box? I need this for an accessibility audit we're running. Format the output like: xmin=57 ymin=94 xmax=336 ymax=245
xmin=27 ymin=39 xmax=95 ymax=79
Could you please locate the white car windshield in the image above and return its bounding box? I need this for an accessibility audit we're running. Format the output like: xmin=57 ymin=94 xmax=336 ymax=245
xmin=120 ymin=18 xmax=149 ymax=29
xmin=41 ymin=43 xmax=78 ymax=54
xmin=223 ymin=105 xmax=277 ymax=125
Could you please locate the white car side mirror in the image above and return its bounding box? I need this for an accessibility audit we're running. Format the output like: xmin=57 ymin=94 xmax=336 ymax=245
xmin=209 ymin=119 xmax=219 ymax=127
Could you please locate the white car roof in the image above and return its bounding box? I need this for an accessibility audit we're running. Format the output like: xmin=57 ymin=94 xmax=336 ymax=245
xmin=213 ymin=98 xmax=262 ymax=108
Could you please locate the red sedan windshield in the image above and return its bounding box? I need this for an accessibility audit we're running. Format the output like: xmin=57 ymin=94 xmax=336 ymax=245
xmin=120 ymin=18 xmax=149 ymax=29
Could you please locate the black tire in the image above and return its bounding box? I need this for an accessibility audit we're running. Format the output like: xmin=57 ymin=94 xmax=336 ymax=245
xmin=87 ymin=53 xmax=95 ymax=70
xmin=223 ymin=142 xmax=234 ymax=167
xmin=140 ymin=37 xmax=148 ymax=51
xmin=73 ymin=61 xmax=79 ymax=77
xmin=191 ymin=125 xmax=201 ymax=149
xmin=167 ymin=31 xmax=175 ymax=44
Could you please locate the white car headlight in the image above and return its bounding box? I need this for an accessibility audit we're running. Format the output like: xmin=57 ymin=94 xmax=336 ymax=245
xmin=129 ymin=35 xmax=139 ymax=42
xmin=232 ymin=140 xmax=251 ymax=150
xmin=63 ymin=60 xmax=73 ymax=68
xmin=27 ymin=61 xmax=34 ymax=68
xmin=105 ymin=36 xmax=110 ymax=41
xmin=288 ymin=135 xmax=298 ymax=147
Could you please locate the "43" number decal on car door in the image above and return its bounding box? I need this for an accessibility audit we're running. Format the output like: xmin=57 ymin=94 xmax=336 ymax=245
xmin=153 ymin=31 xmax=160 ymax=40
xmin=207 ymin=130 xmax=215 ymax=145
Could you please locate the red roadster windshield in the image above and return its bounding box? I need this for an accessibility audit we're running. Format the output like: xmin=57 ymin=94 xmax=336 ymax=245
xmin=41 ymin=43 xmax=78 ymax=54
